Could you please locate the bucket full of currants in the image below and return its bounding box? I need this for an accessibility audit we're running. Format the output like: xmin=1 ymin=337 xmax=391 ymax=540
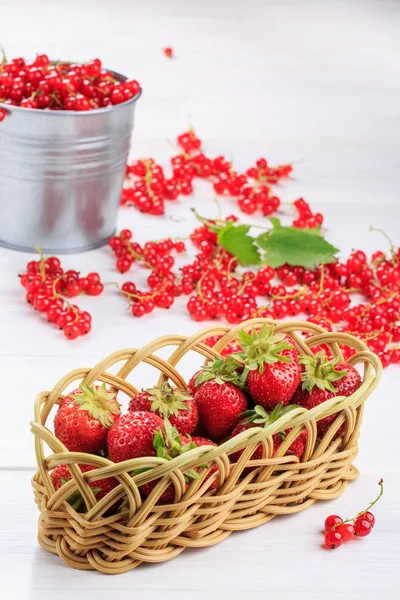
xmin=0 ymin=54 xmax=141 ymax=253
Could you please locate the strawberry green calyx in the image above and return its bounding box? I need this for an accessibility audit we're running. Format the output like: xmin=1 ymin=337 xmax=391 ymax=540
xmin=241 ymin=402 xmax=299 ymax=427
xmin=146 ymin=382 xmax=191 ymax=419
xmin=153 ymin=420 xmax=200 ymax=481
xmin=71 ymin=383 xmax=121 ymax=427
xmin=195 ymin=356 xmax=245 ymax=389
xmin=299 ymin=353 xmax=347 ymax=393
xmin=231 ymin=324 xmax=293 ymax=375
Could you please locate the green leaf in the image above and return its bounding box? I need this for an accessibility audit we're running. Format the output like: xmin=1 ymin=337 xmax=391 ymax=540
xmin=257 ymin=227 xmax=338 ymax=268
xmin=269 ymin=217 xmax=282 ymax=228
xmin=218 ymin=224 xmax=261 ymax=266
xmin=297 ymin=227 xmax=321 ymax=236
xmin=184 ymin=468 xmax=202 ymax=481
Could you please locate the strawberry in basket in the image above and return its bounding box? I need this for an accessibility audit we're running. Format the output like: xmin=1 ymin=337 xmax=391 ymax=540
xmin=190 ymin=356 xmax=248 ymax=441
xmin=230 ymin=324 xmax=301 ymax=410
xmin=230 ymin=403 xmax=307 ymax=463
xmin=128 ymin=382 xmax=198 ymax=435
xmin=293 ymin=353 xmax=362 ymax=437
xmin=139 ymin=421 xmax=217 ymax=503
xmin=54 ymin=383 xmax=121 ymax=454
xmin=107 ymin=411 xmax=164 ymax=462
xmin=50 ymin=463 xmax=118 ymax=512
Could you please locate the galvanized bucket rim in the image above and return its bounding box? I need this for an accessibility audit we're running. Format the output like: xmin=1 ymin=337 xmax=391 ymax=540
xmin=0 ymin=89 xmax=141 ymax=117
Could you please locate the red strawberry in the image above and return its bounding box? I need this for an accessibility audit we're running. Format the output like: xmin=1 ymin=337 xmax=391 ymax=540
xmin=54 ymin=383 xmax=121 ymax=454
xmin=107 ymin=411 xmax=164 ymax=462
xmin=192 ymin=356 xmax=248 ymax=441
xmin=232 ymin=324 xmax=301 ymax=409
xmin=230 ymin=404 xmax=306 ymax=463
xmin=140 ymin=422 xmax=200 ymax=502
xmin=128 ymin=382 xmax=198 ymax=435
xmin=50 ymin=463 xmax=118 ymax=511
xmin=272 ymin=429 xmax=306 ymax=458
xmin=195 ymin=381 xmax=248 ymax=441
xmin=293 ymin=353 xmax=361 ymax=437
xmin=190 ymin=436 xmax=216 ymax=447
xmin=185 ymin=436 xmax=221 ymax=490
xmin=188 ymin=370 xmax=201 ymax=395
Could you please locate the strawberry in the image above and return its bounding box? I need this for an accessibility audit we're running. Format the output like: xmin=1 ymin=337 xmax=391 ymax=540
xmin=185 ymin=436 xmax=221 ymax=490
xmin=188 ymin=370 xmax=201 ymax=395
xmin=231 ymin=324 xmax=301 ymax=409
xmin=192 ymin=356 xmax=248 ymax=441
xmin=54 ymin=383 xmax=121 ymax=454
xmin=107 ymin=411 xmax=164 ymax=462
xmin=128 ymin=382 xmax=198 ymax=435
xmin=189 ymin=436 xmax=217 ymax=447
xmin=293 ymin=353 xmax=361 ymax=437
xmin=50 ymin=463 xmax=117 ymax=511
xmin=140 ymin=421 xmax=200 ymax=502
xmin=230 ymin=403 xmax=306 ymax=463
xmin=273 ymin=429 xmax=307 ymax=458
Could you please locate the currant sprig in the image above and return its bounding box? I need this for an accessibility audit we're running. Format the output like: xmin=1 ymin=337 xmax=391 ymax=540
xmin=324 ymin=479 xmax=384 ymax=549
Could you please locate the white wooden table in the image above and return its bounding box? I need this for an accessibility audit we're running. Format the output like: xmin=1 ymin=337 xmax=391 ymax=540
xmin=1 ymin=1 xmax=400 ymax=598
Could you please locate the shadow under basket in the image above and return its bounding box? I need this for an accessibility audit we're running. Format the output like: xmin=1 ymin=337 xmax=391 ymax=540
xmin=31 ymin=319 xmax=382 ymax=574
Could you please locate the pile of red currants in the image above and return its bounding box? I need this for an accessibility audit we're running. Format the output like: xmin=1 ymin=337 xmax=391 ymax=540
xmin=0 ymin=53 xmax=140 ymax=113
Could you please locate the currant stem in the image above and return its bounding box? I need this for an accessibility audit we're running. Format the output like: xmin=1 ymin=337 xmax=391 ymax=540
xmin=369 ymin=227 xmax=396 ymax=258
xmin=213 ymin=197 xmax=222 ymax=220
xmin=334 ymin=479 xmax=384 ymax=527
xmin=124 ymin=243 xmax=152 ymax=269
xmin=51 ymin=275 xmax=80 ymax=322
xmin=34 ymin=245 xmax=47 ymax=282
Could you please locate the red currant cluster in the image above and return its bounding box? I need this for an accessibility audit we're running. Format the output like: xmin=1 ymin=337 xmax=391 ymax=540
xmin=246 ymin=157 xmax=293 ymax=185
xmin=160 ymin=218 xmax=398 ymax=366
xmin=0 ymin=107 xmax=6 ymax=121
xmin=237 ymin=184 xmax=280 ymax=216
xmin=324 ymin=479 xmax=383 ymax=550
xmin=0 ymin=53 xmax=140 ymax=113
xmin=187 ymin=262 xmax=275 ymax=323
xmin=108 ymin=229 xmax=190 ymax=316
xmin=121 ymin=157 xmax=193 ymax=215
xmin=19 ymin=252 xmax=103 ymax=339
xmin=186 ymin=233 xmax=399 ymax=365
xmin=292 ymin=198 xmax=324 ymax=228
xmin=177 ymin=129 xmax=202 ymax=153
xmin=121 ymin=129 xmax=290 ymax=218
xmin=108 ymin=228 xmax=185 ymax=274
xmin=213 ymin=170 xmax=248 ymax=196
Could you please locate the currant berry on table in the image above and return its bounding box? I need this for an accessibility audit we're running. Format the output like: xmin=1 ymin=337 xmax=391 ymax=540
xmin=119 ymin=127 xmax=288 ymax=218
xmin=108 ymin=214 xmax=400 ymax=369
xmin=163 ymin=47 xmax=174 ymax=58
xmin=19 ymin=250 xmax=103 ymax=339
xmin=323 ymin=478 xmax=383 ymax=549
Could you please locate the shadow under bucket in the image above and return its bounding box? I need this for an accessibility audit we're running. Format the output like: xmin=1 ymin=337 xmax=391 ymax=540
xmin=0 ymin=73 xmax=141 ymax=253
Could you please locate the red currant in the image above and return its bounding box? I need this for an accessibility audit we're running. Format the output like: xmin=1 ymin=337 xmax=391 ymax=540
xmin=324 ymin=515 xmax=343 ymax=531
xmin=354 ymin=517 xmax=372 ymax=537
xmin=324 ymin=530 xmax=343 ymax=549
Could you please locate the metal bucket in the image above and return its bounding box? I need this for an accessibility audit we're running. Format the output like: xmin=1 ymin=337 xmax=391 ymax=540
xmin=0 ymin=73 xmax=140 ymax=253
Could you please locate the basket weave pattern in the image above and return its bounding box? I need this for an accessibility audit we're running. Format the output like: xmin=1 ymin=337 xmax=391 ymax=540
xmin=31 ymin=319 xmax=382 ymax=574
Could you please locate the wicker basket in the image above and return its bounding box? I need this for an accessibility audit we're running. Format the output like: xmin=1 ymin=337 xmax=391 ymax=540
xmin=31 ymin=319 xmax=382 ymax=574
